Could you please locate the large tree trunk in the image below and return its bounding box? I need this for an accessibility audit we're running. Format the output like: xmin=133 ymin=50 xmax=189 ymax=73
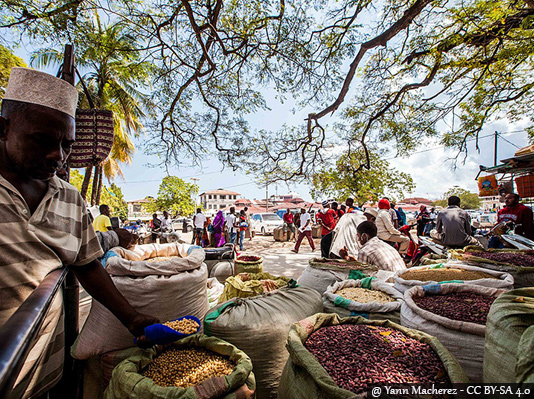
xmin=91 ymin=165 xmax=102 ymax=206
xmin=80 ymin=166 xmax=93 ymax=200
xmin=96 ymin=166 xmax=103 ymax=206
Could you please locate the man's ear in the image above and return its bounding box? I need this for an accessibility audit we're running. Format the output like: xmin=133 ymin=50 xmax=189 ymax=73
xmin=0 ymin=116 xmax=8 ymax=141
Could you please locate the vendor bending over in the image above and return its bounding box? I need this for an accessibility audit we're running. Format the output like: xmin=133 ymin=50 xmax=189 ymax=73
xmin=356 ymin=221 xmax=406 ymax=272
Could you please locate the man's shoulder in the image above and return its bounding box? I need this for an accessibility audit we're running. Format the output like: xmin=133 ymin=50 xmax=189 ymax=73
xmin=51 ymin=177 xmax=85 ymax=205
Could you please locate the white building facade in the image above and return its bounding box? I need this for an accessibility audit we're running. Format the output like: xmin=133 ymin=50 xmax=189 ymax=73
xmin=199 ymin=189 xmax=240 ymax=214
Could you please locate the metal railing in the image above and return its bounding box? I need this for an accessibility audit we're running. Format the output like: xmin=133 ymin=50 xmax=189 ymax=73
xmin=0 ymin=268 xmax=81 ymax=399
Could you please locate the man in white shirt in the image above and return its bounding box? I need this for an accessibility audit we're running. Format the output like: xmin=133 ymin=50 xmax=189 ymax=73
xmin=292 ymin=207 xmax=316 ymax=253
xmin=376 ymin=198 xmax=409 ymax=255
xmin=160 ymin=211 xmax=172 ymax=231
xmin=225 ymin=207 xmax=238 ymax=245
xmin=192 ymin=208 xmax=206 ymax=245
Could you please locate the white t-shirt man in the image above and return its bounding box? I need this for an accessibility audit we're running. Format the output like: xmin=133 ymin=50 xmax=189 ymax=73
xmin=194 ymin=212 xmax=206 ymax=229
xmin=225 ymin=213 xmax=237 ymax=233
xmin=299 ymin=212 xmax=312 ymax=232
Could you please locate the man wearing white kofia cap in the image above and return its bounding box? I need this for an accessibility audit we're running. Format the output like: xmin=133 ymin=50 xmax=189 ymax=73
xmin=0 ymin=68 xmax=158 ymax=397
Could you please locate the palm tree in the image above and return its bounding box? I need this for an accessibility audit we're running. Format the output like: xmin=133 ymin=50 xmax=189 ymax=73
xmin=32 ymin=15 xmax=151 ymax=204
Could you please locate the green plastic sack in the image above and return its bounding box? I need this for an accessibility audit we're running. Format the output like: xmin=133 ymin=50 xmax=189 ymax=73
xmin=484 ymin=288 xmax=534 ymax=384
xmin=234 ymin=256 xmax=263 ymax=274
xmin=278 ymin=313 xmax=469 ymax=399
xmin=103 ymin=334 xmax=255 ymax=399
xmin=218 ymin=272 xmax=290 ymax=304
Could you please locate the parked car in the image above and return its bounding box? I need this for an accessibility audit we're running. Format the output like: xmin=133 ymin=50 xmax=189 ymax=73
xmin=172 ymin=218 xmax=194 ymax=232
xmin=250 ymin=213 xmax=284 ymax=235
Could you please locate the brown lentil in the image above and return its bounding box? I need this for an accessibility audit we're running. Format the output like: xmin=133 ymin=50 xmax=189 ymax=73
xmin=163 ymin=319 xmax=200 ymax=335
xmin=414 ymin=292 xmax=495 ymax=324
xmin=305 ymin=324 xmax=450 ymax=394
xmin=141 ymin=347 xmax=235 ymax=388
xmin=335 ymin=287 xmax=394 ymax=304
xmin=400 ymin=268 xmax=496 ymax=282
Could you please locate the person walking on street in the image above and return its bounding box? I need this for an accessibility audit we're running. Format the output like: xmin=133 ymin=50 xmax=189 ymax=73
xmin=192 ymin=208 xmax=206 ymax=245
xmin=225 ymin=207 xmax=238 ymax=245
xmin=292 ymin=207 xmax=316 ymax=253
xmin=283 ymin=208 xmax=297 ymax=241
xmin=93 ymin=204 xmax=112 ymax=232
xmin=416 ymin=205 xmax=431 ymax=236
xmin=212 ymin=210 xmax=226 ymax=247
xmin=244 ymin=206 xmax=253 ymax=241
xmin=237 ymin=210 xmax=248 ymax=250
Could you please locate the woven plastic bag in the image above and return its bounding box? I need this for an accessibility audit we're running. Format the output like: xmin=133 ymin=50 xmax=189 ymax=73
xmin=401 ymin=283 xmax=506 ymax=382
xmin=103 ymin=334 xmax=255 ymax=399
xmin=278 ymin=313 xmax=469 ymax=399
xmin=484 ymin=288 xmax=534 ymax=383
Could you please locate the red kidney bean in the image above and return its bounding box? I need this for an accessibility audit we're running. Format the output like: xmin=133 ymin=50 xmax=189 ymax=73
xmin=305 ymin=324 xmax=450 ymax=394
xmin=414 ymin=292 xmax=495 ymax=324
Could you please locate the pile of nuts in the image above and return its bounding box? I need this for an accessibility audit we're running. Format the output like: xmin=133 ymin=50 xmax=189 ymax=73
xmin=469 ymin=251 xmax=534 ymax=267
xmin=141 ymin=347 xmax=235 ymax=387
xmin=414 ymin=292 xmax=495 ymax=324
xmin=163 ymin=319 xmax=200 ymax=335
xmin=400 ymin=268 xmax=496 ymax=282
xmin=305 ymin=324 xmax=450 ymax=393
xmin=335 ymin=287 xmax=394 ymax=304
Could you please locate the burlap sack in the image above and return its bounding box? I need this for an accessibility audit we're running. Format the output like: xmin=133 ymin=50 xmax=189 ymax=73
xmin=483 ymin=288 xmax=534 ymax=383
xmin=72 ymin=244 xmax=209 ymax=359
xmin=217 ymin=272 xmax=291 ymax=304
xmin=103 ymin=335 xmax=255 ymax=399
xmin=394 ymin=263 xmax=514 ymax=293
xmin=298 ymin=258 xmax=378 ymax=295
xmin=401 ymin=284 xmax=506 ymax=382
xmin=322 ymin=279 xmax=403 ymax=323
xmin=277 ymin=313 xmax=469 ymax=399
xmin=204 ymin=287 xmax=322 ymax=399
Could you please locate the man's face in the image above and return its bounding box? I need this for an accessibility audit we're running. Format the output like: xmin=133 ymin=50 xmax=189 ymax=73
xmin=505 ymin=194 xmax=518 ymax=207
xmin=0 ymin=104 xmax=75 ymax=181
xmin=357 ymin=232 xmax=368 ymax=246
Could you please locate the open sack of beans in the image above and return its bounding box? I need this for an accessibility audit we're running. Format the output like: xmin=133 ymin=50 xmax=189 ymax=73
xmin=298 ymin=258 xmax=379 ymax=295
xmin=278 ymin=313 xmax=469 ymax=399
xmin=217 ymin=272 xmax=293 ymax=304
xmin=484 ymin=287 xmax=534 ymax=384
xmin=455 ymin=246 xmax=534 ymax=288
xmin=103 ymin=334 xmax=255 ymax=399
xmin=72 ymin=244 xmax=209 ymax=359
xmin=234 ymin=255 xmax=263 ymax=274
xmin=204 ymin=286 xmax=322 ymax=399
xmin=401 ymin=283 xmax=506 ymax=382
xmin=394 ymin=263 xmax=514 ymax=293
xmin=322 ymin=278 xmax=403 ymax=323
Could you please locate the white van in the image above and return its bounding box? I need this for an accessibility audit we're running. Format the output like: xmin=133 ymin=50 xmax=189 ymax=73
xmin=250 ymin=213 xmax=284 ymax=235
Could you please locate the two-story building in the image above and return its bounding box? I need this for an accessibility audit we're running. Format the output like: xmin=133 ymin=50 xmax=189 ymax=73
xmin=199 ymin=189 xmax=240 ymax=213
xmin=126 ymin=198 xmax=153 ymax=220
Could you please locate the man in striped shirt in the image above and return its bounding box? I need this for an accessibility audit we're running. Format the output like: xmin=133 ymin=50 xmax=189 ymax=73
xmin=0 ymin=67 xmax=158 ymax=397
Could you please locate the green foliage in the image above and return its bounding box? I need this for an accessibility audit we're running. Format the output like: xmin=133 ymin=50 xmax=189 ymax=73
xmin=143 ymin=176 xmax=198 ymax=217
xmin=433 ymin=187 xmax=482 ymax=210
xmin=0 ymin=45 xmax=26 ymax=99
xmin=311 ymin=149 xmax=415 ymax=207
xmin=69 ymin=170 xmax=128 ymax=219
xmin=2 ymin=0 xmax=534 ymax=182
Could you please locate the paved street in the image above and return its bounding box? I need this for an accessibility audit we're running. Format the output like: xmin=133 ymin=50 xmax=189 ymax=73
xmin=180 ymin=231 xmax=320 ymax=279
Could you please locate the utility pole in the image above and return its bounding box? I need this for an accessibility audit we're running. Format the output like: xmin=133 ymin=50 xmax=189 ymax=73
xmin=265 ymin=181 xmax=268 ymax=212
xmin=494 ymin=131 xmax=498 ymax=166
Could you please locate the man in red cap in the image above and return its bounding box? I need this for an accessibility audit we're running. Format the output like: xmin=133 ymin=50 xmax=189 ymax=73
xmin=376 ymin=198 xmax=409 ymax=255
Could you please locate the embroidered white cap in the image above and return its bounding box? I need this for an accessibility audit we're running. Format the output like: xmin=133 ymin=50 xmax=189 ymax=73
xmin=3 ymin=67 xmax=78 ymax=118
